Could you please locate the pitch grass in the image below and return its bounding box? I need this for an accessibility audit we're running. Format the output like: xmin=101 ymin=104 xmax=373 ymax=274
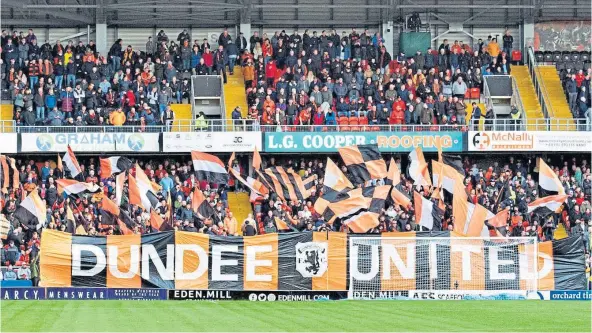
xmin=1 ymin=300 xmax=590 ymax=332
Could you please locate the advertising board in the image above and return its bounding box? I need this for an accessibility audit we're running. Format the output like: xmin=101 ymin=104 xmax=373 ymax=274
xmin=264 ymin=132 xmax=464 ymax=153
xmin=468 ymin=131 xmax=592 ymax=152
xmin=0 ymin=133 xmax=17 ymax=153
xmin=162 ymin=132 xmax=262 ymax=152
xmin=20 ymin=133 xmax=160 ymax=152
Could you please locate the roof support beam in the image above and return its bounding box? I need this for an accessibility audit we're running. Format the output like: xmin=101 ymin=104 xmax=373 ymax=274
xmin=3 ymin=0 xmax=94 ymax=23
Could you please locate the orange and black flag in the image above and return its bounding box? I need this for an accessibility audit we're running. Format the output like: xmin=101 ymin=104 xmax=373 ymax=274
xmin=274 ymin=217 xmax=296 ymax=232
xmin=65 ymin=204 xmax=77 ymax=234
xmin=314 ymin=158 xmax=354 ymax=215
xmin=385 ymin=157 xmax=401 ymax=186
xmin=338 ymin=144 xmax=387 ymax=184
xmin=191 ymin=187 xmax=218 ymax=222
xmin=0 ymin=155 xmax=10 ymax=191
xmin=150 ymin=209 xmax=173 ymax=231
xmin=342 ymin=186 xmax=391 ymax=233
xmin=262 ymin=166 xmax=310 ymax=202
xmin=486 ymin=208 xmax=510 ymax=237
xmin=390 ymin=184 xmax=412 ymax=210
xmin=252 ymin=146 xmax=262 ymax=170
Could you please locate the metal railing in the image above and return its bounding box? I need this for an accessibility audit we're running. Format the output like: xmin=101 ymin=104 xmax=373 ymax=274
xmin=8 ymin=118 xmax=589 ymax=133
xmin=0 ymin=120 xmax=16 ymax=133
xmin=13 ymin=119 xmax=258 ymax=133
xmin=511 ymin=76 xmax=527 ymax=124
xmin=527 ymin=47 xmax=554 ymax=118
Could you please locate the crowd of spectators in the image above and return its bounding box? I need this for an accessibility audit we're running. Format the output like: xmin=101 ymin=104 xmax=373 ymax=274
xmin=562 ymin=67 xmax=592 ymax=120
xmin=237 ymin=30 xmax=516 ymax=128
xmin=0 ymin=28 xmax=244 ymax=129
xmin=1 ymin=153 xmax=591 ymax=281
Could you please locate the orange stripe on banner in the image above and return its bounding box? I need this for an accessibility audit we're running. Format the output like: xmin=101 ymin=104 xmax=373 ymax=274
xmin=243 ymin=233 xmax=278 ymax=290
xmin=276 ymin=167 xmax=298 ymax=201
xmin=313 ymin=232 xmax=347 ymax=291
xmin=175 ymin=231 xmax=210 ymax=289
xmin=536 ymin=241 xmax=555 ymax=290
xmin=39 ymin=229 xmax=72 ymax=287
xmin=450 ymin=238 xmax=485 ymax=290
xmin=518 ymin=242 xmax=538 ymax=291
xmin=107 ymin=234 xmax=141 ymax=288
xmin=381 ymin=236 xmax=417 ymax=290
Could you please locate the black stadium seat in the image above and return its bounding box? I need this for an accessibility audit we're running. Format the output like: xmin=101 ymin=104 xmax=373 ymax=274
xmin=552 ymin=51 xmax=561 ymax=62
xmin=561 ymin=51 xmax=571 ymax=62
xmin=570 ymin=51 xmax=580 ymax=62
xmin=581 ymin=52 xmax=590 ymax=62
xmin=535 ymin=51 xmax=544 ymax=62
xmin=543 ymin=51 xmax=553 ymax=62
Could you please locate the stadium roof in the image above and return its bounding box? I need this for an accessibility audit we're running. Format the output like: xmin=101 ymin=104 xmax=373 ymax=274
xmin=1 ymin=0 xmax=590 ymax=28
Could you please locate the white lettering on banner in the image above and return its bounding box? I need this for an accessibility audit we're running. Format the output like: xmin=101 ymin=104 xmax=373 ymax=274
xmin=468 ymin=131 xmax=592 ymax=152
xmin=382 ymin=244 xmax=415 ymax=280
xmin=212 ymin=245 xmax=239 ymax=281
xmin=66 ymin=243 xmax=554 ymax=283
xmin=302 ymin=135 xmax=366 ymax=149
xmin=350 ymin=244 xmax=379 ymax=280
xmin=107 ymin=245 xmax=140 ymax=279
xmin=175 ymin=244 xmax=209 ymax=280
xmin=451 ymin=244 xmax=481 ymax=281
xmin=246 ymin=245 xmax=273 ymax=282
xmin=409 ymin=290 xmax=528 ymax=300
xmin=0 ymin=133 xmax=18 ymax=153
xmin=21 ymin=133 xmax=159 ymax=152
xmin=162 ymin=132 xmax=262 ymax=152
xmin=141 ymin=244 xmax=175 ymax=281
xmin=72 ymin=244 xmax=107 ymax=277
xmin=489 ymin=247 xmax=516 ymax=280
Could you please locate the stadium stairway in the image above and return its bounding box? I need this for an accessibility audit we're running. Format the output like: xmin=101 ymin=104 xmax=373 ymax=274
xmin=227 ymin=191 xmax=252 ymax=235
xmin=170 ymin=104 xmax=193 ymax=132
xmin=536 ymin=66 xmax=575 ymax=130
xmin=223 ymin=67 xmax=248 ymax=127
xmin=511 ymin=66 xmax=546 ymax=131
xmin=0 ymin=104 xmax=14 ymax=132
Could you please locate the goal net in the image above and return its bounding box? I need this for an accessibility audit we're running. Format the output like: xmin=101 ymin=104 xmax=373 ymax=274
xmin=348 ymin=237 xmax=538 ymax=300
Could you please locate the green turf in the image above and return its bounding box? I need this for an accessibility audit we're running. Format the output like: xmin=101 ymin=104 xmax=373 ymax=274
xmin=1 ymin=300 xmax=590 ymax=332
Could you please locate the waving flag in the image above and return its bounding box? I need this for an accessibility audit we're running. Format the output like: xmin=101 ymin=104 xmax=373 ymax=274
xmin=408 ymin=147 xmax=431 ymax=186
xmin=342 ymin=185 xmax=390 ymax=233
xmin=432 ymin=160 xmax=464 ymax=196
xmin=99 ymin=156 xmax=133 ymax=178
xmin=338 ymin=144 xmax=387 ymax=184
xmin=150 ymin=209 xmax=173 ymax=231
xmin=191 ymin=151 xmax=229 ymax=184
xmin=262 ymin=166 xmax=310 ymax=202
xmin=453 ymin=182 xmax=494 ymax=237
xmin=385 ymin=157 xmax=401 ymax=186
xmin=0 ymin=155 xmax=9 ymax=191
xmin=14 ymin=190 xmax=47 ymax=230
xmin=115 ymin=172 xmax=126 ymax=206
xmin=228 ymin=152 xmax=268 ymax=195
xmin=314 ymin=158 xmax=354 ymax=215
xmin=128 ymin=170 xmax=158 ymax=212
xmin=414 ymin=191 xmax=438 ymax=230
xmin=56 ymin=179 xmax=100 ymax=195
xmin=538 ymin=158 xmax=565 ymax=195
xmin=391 ymin=185 xmax=412 ymax=210
xmin=62 ymin=145 xmax=82 ymax=178
xmin=486 ymin=208 xmax=510 ymax=237
xmin=253 ymin=146 xmax=262 ymax=170
xmin=191 ymin=187 xmax=218 ymax=222
xmin=527 ymin=194 xmax=567 ymax=214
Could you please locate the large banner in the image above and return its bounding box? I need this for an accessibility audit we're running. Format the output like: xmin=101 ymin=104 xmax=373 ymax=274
xmin=39 ymin=230 xmax=586 ymax=291
xmin=163 ymin=132 xmax=262 ymax=152
xmin=468 ymin=131 xmax=592 ymax=152
xmin=0 ymin=133 xmax=17 ymax=153
xmin=21 ymin=133 xmax=160 ymax=153
xmin=264 ymin=132 xmax=464 ymax=153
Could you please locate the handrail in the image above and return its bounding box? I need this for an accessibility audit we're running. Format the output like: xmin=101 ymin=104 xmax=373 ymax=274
xmin=527 ymin=47 xmax=555 ymax=119
xmin=510 ymin=76 xmax=528 ymax=131
xmin=0 ymin=120 xmax=16 ymax=133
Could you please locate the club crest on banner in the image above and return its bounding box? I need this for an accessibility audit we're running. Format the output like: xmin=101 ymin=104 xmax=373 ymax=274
xmin=296 ymin=242 xmax=328 ymax=278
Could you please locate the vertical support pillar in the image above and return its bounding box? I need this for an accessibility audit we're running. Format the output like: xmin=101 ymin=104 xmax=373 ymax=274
xmin=522 ymin=18 xmax=534 ymax=61
xmin=239 ymin=0 xmax=252 ymax=50
xmin=382 ymin=20 xmax=394 ymax=56
xmin=95 ymin=0 xmax=108 ymax=55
